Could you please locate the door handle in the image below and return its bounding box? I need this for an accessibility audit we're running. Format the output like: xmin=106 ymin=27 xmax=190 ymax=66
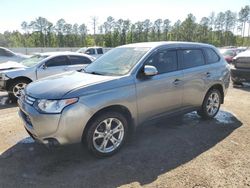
xmin=206 ymin=72 xmax=211 ymax=77
xmin=173 ymin=79 xmax=181 ymax=86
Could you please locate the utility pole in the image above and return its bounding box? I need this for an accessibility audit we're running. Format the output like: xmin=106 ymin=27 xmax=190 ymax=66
xmin=91 ymin=16 xmax=98 ymax=45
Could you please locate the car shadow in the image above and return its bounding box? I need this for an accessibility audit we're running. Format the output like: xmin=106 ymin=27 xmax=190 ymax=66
xmin=0 ymin=110 xmax=242 ymax=187
xmin=233 ymin=83 xmax=250 ymax=92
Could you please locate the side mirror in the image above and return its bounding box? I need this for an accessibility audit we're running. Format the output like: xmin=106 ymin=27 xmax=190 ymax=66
xmin=144 ymin=65 xmax=158 ymax=76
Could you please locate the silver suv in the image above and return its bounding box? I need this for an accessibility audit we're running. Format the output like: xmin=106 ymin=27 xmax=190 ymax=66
xmin=18 ymin=42 xmax=230 ymax=157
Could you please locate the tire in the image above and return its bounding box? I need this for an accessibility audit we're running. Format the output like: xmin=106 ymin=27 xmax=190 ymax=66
xmin=85 ymin=111 xmax=128 ymax=157
xmin=8 ymin=79 xmax=30 ymax=102
xmin=197 ymin=89 xmax=222 ymax=120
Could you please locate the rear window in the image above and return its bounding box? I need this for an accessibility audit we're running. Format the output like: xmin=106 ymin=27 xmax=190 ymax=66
xmin=97 ymin=48 xmax=103 ymax=54
xmin=180 ymin=49 xmax=205 ymax=69
xmin=69 ymin=56 xmax=92 ymax=65
xmin=204 ymin=48 xmax=220 ymax=64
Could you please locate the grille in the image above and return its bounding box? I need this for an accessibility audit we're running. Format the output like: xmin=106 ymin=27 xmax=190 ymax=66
xmin=25 ymin=95 xmax=36 ymax=105
xmin=20 ymin=90 xmax=36 ymax=105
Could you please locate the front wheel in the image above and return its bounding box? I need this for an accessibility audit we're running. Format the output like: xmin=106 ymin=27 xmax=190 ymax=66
xmin=85 ymin=112 xmax=128 ymax=157
xmin=197 ymin=89 xmax=222 ymax=119
xmin=8 ymin=79 xmax=30 ymax=102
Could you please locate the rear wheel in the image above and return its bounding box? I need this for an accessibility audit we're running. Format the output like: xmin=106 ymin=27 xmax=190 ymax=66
xmin=197 ymin=89 xmax=222 ymax=119
xmin=85 ymin=111 xmax=128 ymax=157
xmin=8 ymin=79 xmax=30 ymax=101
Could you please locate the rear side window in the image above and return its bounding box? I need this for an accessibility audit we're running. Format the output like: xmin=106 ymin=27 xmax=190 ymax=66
xmin=69 ymin=56 xmax=92 ymax=65
xmin=145 ymin=50 xmax=178 ymax=74
xmin=46 ymin=56 xmax=70 ymax=67
xmin=204 ymin=48 xmax=220 ymax=64
xmin=180 ymin=49 xmax=205 ymax=69
xmin=97 ymin=48 xmax=103 ymax=54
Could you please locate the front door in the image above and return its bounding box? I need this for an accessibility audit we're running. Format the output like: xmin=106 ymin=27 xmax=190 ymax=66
xmin=136 ymin=49 xmax=183 ymax=123
xmin=36 ymin=56 xmax=71 ymax=79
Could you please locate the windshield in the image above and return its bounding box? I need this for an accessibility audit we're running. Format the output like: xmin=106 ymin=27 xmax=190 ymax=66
xmin=84 ymin=47 xmax=150 ymax=76
xmin=220 ymin=49 xmax=235 ymax=56
xmin=76 ymin=47 xmax=87 ymax=53
xmin=21 ymin=55 xmax=48 ymax=67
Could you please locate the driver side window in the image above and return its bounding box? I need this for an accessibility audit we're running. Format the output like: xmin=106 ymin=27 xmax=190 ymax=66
xmin=145 ymin=50 xmax=178 ymax=74
xmin=45 ymin=56 xmax=70 ymax=67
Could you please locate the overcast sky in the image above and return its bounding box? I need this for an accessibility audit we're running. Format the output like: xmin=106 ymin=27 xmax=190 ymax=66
xmin=0 ymin=0 xmax=249 ymax=33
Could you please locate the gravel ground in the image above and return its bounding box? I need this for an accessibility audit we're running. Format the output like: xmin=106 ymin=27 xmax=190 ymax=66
xmin=0 ymin=84 xmax=249 ymax=188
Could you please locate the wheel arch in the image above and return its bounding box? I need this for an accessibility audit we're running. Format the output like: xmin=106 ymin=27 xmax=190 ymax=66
xmin=206 ymin=84 xmax=224 ymax=104
xmin=82 ymin=104 xmax=135 ymax=141
xmin=6 ymin=76 xmax=32 ymax=91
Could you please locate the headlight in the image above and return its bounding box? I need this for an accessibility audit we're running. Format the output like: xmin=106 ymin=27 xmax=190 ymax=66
xmin=36 ymin=98 xmax=78 ymax=113
xmin=0 ymin=73 xmax=10 ymax=80
xmin=0 ymin=73 xmax=5 ymax=80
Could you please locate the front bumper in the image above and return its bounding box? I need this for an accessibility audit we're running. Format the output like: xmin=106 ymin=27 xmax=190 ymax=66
xmin=231 ymin=68 xmax=250 ymax=83
xmin=18 ymin=97 xmax=93 ymax=146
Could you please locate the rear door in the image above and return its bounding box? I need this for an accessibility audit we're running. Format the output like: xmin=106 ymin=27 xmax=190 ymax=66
xmin=179 ymin=48 xmax=208 ymax=108
xmin=36 ymin=55 xmax=71 ymax=79
xmin=68 ymin=55 xmax=92 ymax=71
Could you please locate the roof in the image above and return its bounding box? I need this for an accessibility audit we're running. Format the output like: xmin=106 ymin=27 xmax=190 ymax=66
xmin=36 ymin=51 xmax=94 ymax=59
xmin=119 ymin=41 xmax=215 ymax=49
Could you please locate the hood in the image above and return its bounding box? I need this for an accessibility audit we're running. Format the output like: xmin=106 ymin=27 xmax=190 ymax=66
xmin=16 ymin=53 xmax=30 ymax=58
xmin=0 ymin=61 xmax=26 ymax=71
xmin=25 ymin=71 xmax=119 ymax=99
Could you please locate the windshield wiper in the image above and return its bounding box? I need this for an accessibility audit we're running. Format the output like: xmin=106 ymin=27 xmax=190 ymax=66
xmin=85 ymin=71 xmax=104 ymax=75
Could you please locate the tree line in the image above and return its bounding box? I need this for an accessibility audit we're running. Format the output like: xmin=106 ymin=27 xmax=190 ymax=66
xmin=0 ymin=5 xmax=250 ymax=48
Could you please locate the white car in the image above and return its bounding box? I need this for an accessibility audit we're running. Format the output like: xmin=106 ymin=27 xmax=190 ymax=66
xmin=0 ymin=47 xmax=28 ymax=63
xmin=77 ymin=47 xmax=104 ymax=58
xmin=0 ymin=52 xmax=95 ymax=100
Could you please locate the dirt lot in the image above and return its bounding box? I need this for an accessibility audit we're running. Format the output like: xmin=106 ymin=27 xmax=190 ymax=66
xmin=0 ymin=85 xmax=249 ymax=188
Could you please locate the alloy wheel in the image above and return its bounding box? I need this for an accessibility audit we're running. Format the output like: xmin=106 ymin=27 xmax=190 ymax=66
xmin=13 ymin=83 xmax=27 ymax=98
xmin=206 ymin=92 xmax=220 ymax=116
xmin=93 ymin=117 xmax=124 ymax=153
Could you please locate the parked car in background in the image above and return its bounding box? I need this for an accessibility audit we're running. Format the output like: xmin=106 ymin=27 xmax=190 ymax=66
xmin=231 ymin=50 xmax=250 ymax=85
xmin=219 ymin=48 xmax=238 ymax=63
xmin=0 ymin=47 xmax=28 ymax=63
xmin=18 ymin=42 xmax=230 ymax=157
xmin=77 ymin=47 xmax=104 ymax=58
xmin=237 ymin=47 xmax=248 ymax=54
xmin=0 ymin=52 xmax=95 ymax=100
